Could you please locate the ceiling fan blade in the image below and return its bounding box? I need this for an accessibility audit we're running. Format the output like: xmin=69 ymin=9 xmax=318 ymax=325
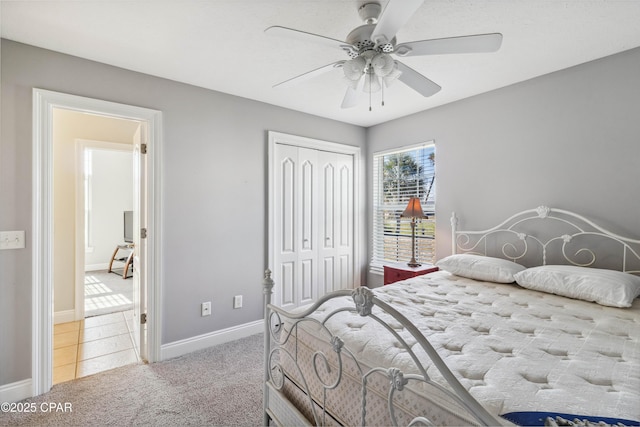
xmin=395 ymin=33 xmax=503 ymax=57
xmin=265 ymin=26 xmax=356 ymax=55
xmin=341 ymin=77 xmax=365 ymax=109
xmin=395 ymin=61 xmax=441 ymax=97
xmin=273 ymin=61 xmax=345 ymax=89
xmin=341 ymin=87 xmax=360 ymax=109
xmin=371 ymin=0 xmax=425 ymax=46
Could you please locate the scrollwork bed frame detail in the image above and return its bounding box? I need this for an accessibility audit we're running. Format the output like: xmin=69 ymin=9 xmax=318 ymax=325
xmin=262 ymin=269 xmax=501 ymax=427
xmin=451 ymin=206 xmax=640 ymax=273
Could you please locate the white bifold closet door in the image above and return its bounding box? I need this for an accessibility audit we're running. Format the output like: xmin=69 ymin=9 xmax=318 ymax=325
xmin=273 ymin=143 xmax=354 ymax=310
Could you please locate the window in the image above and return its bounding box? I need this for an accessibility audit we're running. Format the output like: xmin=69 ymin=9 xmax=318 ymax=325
xmin=371 ymin=142 xmax=436 ymax=272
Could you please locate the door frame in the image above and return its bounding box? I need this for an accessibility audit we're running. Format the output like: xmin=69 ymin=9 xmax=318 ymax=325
xmin=32 ymin=88 xmax=163 ymax=396
xmin=267 ymin=131 xmax=364 ymax=303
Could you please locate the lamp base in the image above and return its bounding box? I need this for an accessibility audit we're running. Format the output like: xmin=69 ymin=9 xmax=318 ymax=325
xmin=407 ymin=261 xmax=421 ymax=268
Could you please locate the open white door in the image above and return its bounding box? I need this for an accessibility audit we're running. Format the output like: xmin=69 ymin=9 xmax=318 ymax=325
xmin=132 ymin=123 xmax=147 ymax=361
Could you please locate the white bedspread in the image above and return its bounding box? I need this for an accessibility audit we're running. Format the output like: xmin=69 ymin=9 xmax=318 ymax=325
xmin=309 ymin=271 xmax=640 ymax=423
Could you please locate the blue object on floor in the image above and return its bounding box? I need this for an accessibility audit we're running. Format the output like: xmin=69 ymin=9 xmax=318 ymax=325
xmin=501 ymin=411 xmax=640 ymax=427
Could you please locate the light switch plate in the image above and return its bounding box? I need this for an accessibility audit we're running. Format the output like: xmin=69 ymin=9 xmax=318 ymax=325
xmin=0 ymin=231 xmax=25 ymax=250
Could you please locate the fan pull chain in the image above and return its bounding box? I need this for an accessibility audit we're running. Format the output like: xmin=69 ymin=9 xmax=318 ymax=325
xmin=369 ymin=74 xmax=372 ymax=111
xmin=381 ymin=81 xmax=385 ymax=107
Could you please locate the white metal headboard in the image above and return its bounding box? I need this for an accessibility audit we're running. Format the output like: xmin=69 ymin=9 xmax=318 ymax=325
xmin=451 ymin=206 xmax=640 ymax=274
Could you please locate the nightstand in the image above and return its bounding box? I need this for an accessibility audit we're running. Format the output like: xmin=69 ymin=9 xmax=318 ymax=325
xmin=383 ymin=262 xmax=439 ymax=285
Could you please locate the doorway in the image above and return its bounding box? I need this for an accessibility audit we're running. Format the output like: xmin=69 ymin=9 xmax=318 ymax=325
xmin=75 ymin=139 xmax=135 ymax=319
xmin=32 ymin=89 xmax=163 ymax=397
xmin=51 ymin=111 xmax=139 ymax=384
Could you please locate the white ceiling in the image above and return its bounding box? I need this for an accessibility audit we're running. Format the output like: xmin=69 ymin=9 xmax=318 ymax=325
xmin=2 ymin=0 xmax=640 ymax=127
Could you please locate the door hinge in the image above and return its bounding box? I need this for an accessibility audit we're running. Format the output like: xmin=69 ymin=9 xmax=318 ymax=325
xmin=140 ymin=313 xmax=147 ymax=324
xmin=141 ymin=143 xmax=148 ymax=154
xmin=141 ymin=228 xmax=147 ymax=239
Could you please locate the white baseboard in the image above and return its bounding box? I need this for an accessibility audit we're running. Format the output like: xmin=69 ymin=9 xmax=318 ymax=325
xmin=85 ymin=263 xmax=109 ymax=272
xmin=54 ymin=309 xmax=76 ymax=325
xmin=0 ymin=379 xmax=32 ymax=403
xmin=160 ymin=320 xmax=263 ymax=361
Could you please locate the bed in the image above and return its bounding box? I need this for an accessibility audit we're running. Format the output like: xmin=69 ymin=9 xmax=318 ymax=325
xmin=262 ymin=206 xmax=640 ymax=426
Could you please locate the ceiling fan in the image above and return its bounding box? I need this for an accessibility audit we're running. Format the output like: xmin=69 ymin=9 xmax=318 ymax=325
xmin=266 ymin=0 xmax=503 ymax=110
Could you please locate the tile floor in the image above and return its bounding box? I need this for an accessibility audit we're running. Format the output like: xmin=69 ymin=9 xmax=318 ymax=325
xmin=53 ymin=310 xmax=140 ymax=385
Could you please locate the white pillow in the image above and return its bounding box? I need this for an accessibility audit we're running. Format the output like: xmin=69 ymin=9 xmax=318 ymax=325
xmin=513 ymin=265 xmax=640 ymax=308
xmin=435 ymin=254 xmax=525 ymax=283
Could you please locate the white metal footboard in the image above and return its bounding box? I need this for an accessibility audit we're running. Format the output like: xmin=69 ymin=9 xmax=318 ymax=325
xmin=262 ymin=269 xmax=502 ymax=427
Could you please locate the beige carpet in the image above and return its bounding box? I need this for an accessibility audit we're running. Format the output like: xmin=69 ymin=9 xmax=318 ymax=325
xmin=1 ymin=334 xmax=264 ymax=426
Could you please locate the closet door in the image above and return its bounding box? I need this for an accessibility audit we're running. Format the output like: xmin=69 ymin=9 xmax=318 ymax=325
xmin=318 ymin=151 xmax=354 ymax=294
xmin=273 ymin=144 xmax=318 ymax=310
xmin=297 ymin=147 xmax=319 ymax=306
xmin=272 ymin=144 xmax=353 ymax=309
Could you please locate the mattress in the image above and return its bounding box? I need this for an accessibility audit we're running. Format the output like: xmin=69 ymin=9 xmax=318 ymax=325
xmin=274 ymin=270 xmax=640 ymax=425
xmin=278 ymin=319 xmax=484 ymax=426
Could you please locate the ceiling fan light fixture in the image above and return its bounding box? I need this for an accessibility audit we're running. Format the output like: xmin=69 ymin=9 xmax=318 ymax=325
xmin=342 ymin=75 xmax=361 ymax=90
xmin=364 ymin=73 xmax=381 ymax=93
xmin=383 ymin=64 xmax=402 ymax=87
xmin=343 ymin=56 xmax=366 ymax=80
xmin=371 ymin=52 xmax=394 ymax=77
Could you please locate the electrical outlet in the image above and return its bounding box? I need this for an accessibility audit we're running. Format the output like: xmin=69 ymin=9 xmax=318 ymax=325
xmin=201 ymin=301 xmax=211 ymax=317
xmin=233 ymin=295 xmax=243 ymax=309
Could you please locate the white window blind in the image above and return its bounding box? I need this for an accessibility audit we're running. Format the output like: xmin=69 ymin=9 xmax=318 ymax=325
xmin=371 ymin=143 xmax=436 ymax=272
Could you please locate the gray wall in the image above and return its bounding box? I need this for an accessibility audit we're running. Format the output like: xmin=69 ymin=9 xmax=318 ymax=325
xmin=0 ymin=39 xmax=366 ymax=386
xmin=367 ymin=46 xmax=640 ymax=287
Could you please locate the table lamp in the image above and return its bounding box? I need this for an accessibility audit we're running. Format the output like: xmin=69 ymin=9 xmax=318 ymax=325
xmin=401 ymin=197 xmax=427 ymax=267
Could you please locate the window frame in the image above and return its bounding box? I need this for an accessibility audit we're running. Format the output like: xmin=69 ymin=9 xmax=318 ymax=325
xmin=371 ymin=141 xmax=436 ymax=273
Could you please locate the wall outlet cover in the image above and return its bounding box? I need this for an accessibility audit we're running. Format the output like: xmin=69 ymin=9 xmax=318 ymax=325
xmin=201 ymin=301 xmax=211 ymax=316
xmin=233 ymin=295 xmax=243 ymax=309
